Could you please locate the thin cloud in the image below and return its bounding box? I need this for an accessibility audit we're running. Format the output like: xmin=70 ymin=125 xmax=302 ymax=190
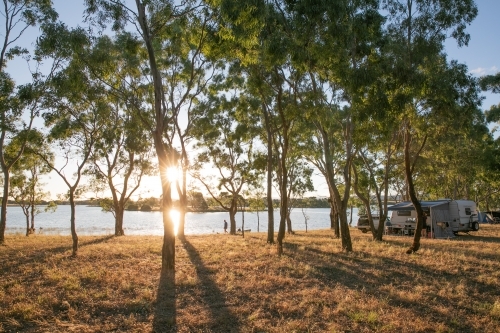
xmin=470 ymin=66 xmax=498 ymax=76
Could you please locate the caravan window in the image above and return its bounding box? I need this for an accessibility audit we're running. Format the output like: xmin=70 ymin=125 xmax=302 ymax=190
xmin=397 ymin=211 xmax=411 ymax=216
xmin=465 ymin=208 xmax=471 ymax=215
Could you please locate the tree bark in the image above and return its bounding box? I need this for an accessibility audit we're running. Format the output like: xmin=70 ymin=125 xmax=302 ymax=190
xmin=136 ymin=0 xmax=175 ymax=272
xmin=286 ymin=210 xmax=293 ymax=234
xmin=115 ymin=206 xmax=125 ymax=236
xmin=262 ymin=102 xmax=275 ymax=244
xmin=404 ymin=125 xmax=424 ymax=254
xmin=0 ymin=170 xmax=10 ymax=244
xmin=229 ymin=198 xmax=238 ymax=235
xmin=69 ymin=190 xmax=79 ymax=256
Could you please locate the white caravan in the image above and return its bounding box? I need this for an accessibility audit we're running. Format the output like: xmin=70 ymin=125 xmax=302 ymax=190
xmin=387 ymin=200 xmax=480 ymax=238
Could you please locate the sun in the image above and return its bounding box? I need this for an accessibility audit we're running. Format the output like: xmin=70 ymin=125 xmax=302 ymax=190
xmin=166 ymin=166 xmax=179 ymax=183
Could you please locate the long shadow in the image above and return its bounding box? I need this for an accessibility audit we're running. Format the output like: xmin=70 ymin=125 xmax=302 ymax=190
xmin=281 ymin=240 xmax=484 ymax=332
xmin=455 ymin=234 xmax=500 ymax=243
xmin=153 ymin=267 xmax=176 ymax=333
xmin=0 ymin=235 xmax=116 ymax=277
xmin=182 ymin=240 xmax=241 ymax=332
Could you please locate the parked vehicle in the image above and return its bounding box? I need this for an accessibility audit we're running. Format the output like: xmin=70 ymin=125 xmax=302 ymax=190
xmin=387 ymin=200 xmax=479 ymax=238
xmin=356 ymin=215 xmax=380 ymax=233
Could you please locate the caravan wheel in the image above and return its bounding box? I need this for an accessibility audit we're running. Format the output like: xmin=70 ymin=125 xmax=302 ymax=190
xmin=472 ymin=222 xmax=479 ymax=231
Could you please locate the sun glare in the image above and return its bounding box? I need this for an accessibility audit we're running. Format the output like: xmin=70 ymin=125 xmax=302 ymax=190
xmin=169 ymin=209 xmax=180 ymax=236
xmin=166 ymin=167 xmax=179 ymax=183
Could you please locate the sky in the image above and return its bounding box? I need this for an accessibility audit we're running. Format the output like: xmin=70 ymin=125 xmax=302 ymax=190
xmin=3 ymin=0 xmax=500 ymax=200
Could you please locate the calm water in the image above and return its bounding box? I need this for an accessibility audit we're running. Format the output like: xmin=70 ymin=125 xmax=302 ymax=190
xmin=3 ymin=205 xmax=360 ymax=236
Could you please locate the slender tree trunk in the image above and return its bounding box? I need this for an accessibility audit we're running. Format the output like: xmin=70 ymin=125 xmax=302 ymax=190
xmin=404 ymin=125 xmax=424 ymax=254
xmin=177 ymin=168 xmax=188 ymax=239
xmin=177 ymin=205 xmax=186 ymax=239
xmin=30 ymin=204 xmax=35 ymax=231
xmin=69 ymin=191 xmax=79 ymax=256
xmin=229 ymin=199 xmax=237 ymax=235
xmin=334 ymin=209 xmax=340 ymax=238
xmin=159 ymin=157 xmax=175 ymax=271
xmin=0 ymin=171 xmax=10 ymax=244
xmin=137 ymin=0 xmax=176 ymax=272
xmin=241 ymin=204 xmax=245 ymax=238
xmin=263 ymin=103 xmax=274 ymax=244
xmin=277 ymin=144 xmax=288 ymax=256
xmin=329 ymin=199 xmax=335 ymax=229
xmin=25 ymin=209 xmax=30 ymax=236
xmin=286 ymin=210 xmax=293 ymax=234
xmin=352 ymin=165 xmax=377 ymax=239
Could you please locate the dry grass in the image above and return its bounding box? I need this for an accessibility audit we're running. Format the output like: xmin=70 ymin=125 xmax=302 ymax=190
xmin=1 ymin=226 xmax=500 ymax=332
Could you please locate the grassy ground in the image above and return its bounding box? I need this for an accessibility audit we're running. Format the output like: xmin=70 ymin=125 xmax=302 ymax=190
xmin=1 ymin=226 xmax=500 ymax=333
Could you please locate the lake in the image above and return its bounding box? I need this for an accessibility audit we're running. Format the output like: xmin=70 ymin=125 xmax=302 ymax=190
xmin=3 ymin=205 xmax=360 ymax=236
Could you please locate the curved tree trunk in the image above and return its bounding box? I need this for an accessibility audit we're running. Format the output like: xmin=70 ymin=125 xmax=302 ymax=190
xmin=404 ymin=125 xmax=424 ymax=254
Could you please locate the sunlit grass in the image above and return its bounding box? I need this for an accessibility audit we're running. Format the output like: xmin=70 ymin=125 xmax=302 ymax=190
xmin=1 ymin=226 xmax=500 ymax=332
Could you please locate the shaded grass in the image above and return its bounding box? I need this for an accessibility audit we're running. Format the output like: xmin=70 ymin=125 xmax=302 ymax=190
xmin=1 ymin=225 xmax=500 ymax=332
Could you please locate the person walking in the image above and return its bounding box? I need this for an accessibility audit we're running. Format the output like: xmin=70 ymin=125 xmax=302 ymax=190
xmin=224 ymin=219 xmax=228 ymax=233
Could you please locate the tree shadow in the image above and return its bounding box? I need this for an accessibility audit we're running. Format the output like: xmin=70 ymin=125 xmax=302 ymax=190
xmin=281 ymin=240 xmax=485 ymax=332
xmin=455 ymin=234 xmax=500 ymax=243
xmin=0 ymin=235 xmax=116 ymax=276
xmin=182 ymin=240 xmax=241 ymax=332
xmin=153 ymin=268 xmax=176 ymax=333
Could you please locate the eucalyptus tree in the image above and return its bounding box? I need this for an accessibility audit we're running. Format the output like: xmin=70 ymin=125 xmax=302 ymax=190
xmin=84 ymin=0 xmax=216 ymax=270
xmin=0 ymin=0 xmax=57 ymax=244
xmin=286 ymin=0 xmax=385 ymax=251
xmin=79 ymin=34 xmax=155 ymax=237
xmin=260 ymin=64 xmax=307 ymax=255
xmin=351 ymin=97 xmax=402 ymax=241
xmin=280 ymin=155 xmax=314 ymax=234
xmin=383 ymin=0 xmax=478 ymax=253
xmin=7 ymin=129 xmax=54 ymax=236
xmin=89 ymin=100 xmax=155 ymax=236
xmin=191 ymin=87 xmax=261 ymax=235
xmin=36 ymin=24 xmax=107 ymax=256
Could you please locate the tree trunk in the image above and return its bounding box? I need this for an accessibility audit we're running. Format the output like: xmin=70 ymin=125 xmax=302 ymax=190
xmin=241 ymin=205 xmax=245 ymax=238
xmin=338 ymin=208 xmax=353 ymax=251
xmin=115 ymin=206 xmax=125 ymax=236
xmin=136 ymin=0 xmax=175 ymax=272
xmin=30 ymin=204 xmax=35 ymax=231
xmin=177 ymin=204 xmax=186 ymax=239
xmin=0 ymin=170 xmax=10 ymax=244
xmin=69 ymin=191 xmax=79 ymax=256
xmin=286 ymin=210 xmax=293 ymax=234
xmin=404 ymin=125 xmax=424 ymax=254
xmin=263 ymin=102 xmax=274 ymax=244
xmin=158 ymin=153 xmax=175 ymax=271
xmin=177 ymin=168 xmax=188 ymax=239
xmin=229 ymin=199 xmax=238 ymax=235
xmin=25 ymin=209 xmax=30 ymax=236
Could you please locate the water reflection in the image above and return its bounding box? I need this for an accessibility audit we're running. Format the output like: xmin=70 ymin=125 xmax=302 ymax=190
xmin=169 ymin=209 xmax=180 ymax=236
